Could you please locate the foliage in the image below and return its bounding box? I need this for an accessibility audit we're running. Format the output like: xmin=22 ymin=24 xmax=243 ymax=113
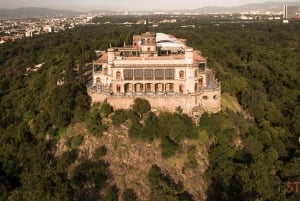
xmin=111 ymin=109 xmax=128 ymax=126
xmin=128 ymin=120 xmax=142 ymax=139
xmin=122 ymin=188 xmax=138 ymax=201
xmin=71 ymin=160 xmax=108 ymax=188
xmin=103 ymin=184 xmax=119 ymax=201
xmin=85 ymin=107 xmax=107 ymax=137
xmin=140 ymin=112 xmax=159 ymax=142
xmin=70 ymin=135 xmax=84 ymax=148
xmin=56 ymin=150 xmax=77 ymax=173
xmin=46 ymin=83 xmax=91 ymax=128
xmin=160 ymin=136 xmax=179 ymax=159
xmin=1 ymin=18 xmax=300 ymax=201
xmin=93 ymin=145 xmax=107 ymax=158
xmin=100 ymin=99 xmax=114 ymax=117
xmin=132 ymin=98 xmax=151 ymax=119
xmin=148 ymin=165 xmax=194 ymax=201
xmin=184 ymin=145 xmax=198 ymax=170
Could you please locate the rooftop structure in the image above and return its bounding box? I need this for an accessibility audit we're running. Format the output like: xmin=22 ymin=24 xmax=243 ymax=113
xmin=89 ymin=32 xmax=221 ymax=115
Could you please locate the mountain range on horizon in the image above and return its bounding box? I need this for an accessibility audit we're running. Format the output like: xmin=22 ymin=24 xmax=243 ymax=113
xmin=0 ymin=1 xmax=299 ymax=18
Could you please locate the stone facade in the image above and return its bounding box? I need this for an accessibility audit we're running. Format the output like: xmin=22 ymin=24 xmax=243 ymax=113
xmin=89 ymin=32 xmax=221 ymax=115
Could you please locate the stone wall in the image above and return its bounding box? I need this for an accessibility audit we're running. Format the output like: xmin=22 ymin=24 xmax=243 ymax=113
xmin=89 ymin=89 xmax=221 ymax=115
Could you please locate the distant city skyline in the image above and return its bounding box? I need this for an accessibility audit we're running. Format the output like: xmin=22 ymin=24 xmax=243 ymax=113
xmin=1 ymin=0 xmax=298 ymax=11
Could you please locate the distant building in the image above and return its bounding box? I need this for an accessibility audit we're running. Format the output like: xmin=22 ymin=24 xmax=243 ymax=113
xmin=89 ymin=32 xmax=221 ymax=115
xmin=25 ymin=30 xmax=33 ymax=37
xmin=283 ymin=5 xmax=299 ymax=19
xmin=43 ymin=25 xmax=52 ymax=33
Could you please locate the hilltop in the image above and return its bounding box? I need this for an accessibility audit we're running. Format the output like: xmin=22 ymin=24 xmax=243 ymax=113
xmin=0 ymin=18 xmax=299 ymax=201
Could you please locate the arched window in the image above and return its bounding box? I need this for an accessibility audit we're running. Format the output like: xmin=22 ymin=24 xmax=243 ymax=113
xmin=125 ymin=83 xmax=133 ymax=93
xmin=155 ymin=83 xmax=164 ymax=93
xmin=135 ymin=83 xmax=143 ymax=93
xmin=179 ymin=70 xmax=184 ymax=79
xmin=198 ymin=77 xmax=203 ymax=87
xmin=194 ymin=70 xmax=198 ymax=77
xmin=179 ymin=84 xmax=184 ymax=94
xmin=146 ymin=83 xmax=152 ymax=92
xmin=165 ymin=83 xmax=174 ymax=92
xmin=116 ymin=84 xmax=121 ymax=93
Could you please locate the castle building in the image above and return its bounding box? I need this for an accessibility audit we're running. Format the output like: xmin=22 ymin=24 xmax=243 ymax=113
xmin=89 ymin=32 xmax=221 ymax=115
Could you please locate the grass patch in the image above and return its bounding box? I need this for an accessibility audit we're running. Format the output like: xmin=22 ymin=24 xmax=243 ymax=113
xmin=198 ymin=128 xmax=209 ymax=145
xmin=221 ymin=93 xmax=240 ymax=113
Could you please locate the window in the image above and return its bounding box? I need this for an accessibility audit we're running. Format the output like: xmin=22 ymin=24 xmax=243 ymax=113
xmin=155 ymin=69 xmax=164 ymax=80
xmin=213 ymin=95 xmax=218 ymax=100
xmin=96 ymin=77 xmax=101 ymax=83
xmin=199 ymin=63 xmax=206 ymax=71
xmin=146 ymin=83 xmax=152 ymax=92
xmin=155 ymin=83 xmax=164 ymax=93
xmin=147 ymin=47 xmax=151 ymax=52
xmin=116 ymin=84 xmax=121 ymax=93
xmin=135 ymin=83 xmax=143 ymax=92
xmin=202 ymin=95 xmax=208 ymax=100
xmin=144 ymin=69 xmax=154 ymax=80
xmin=116 ymin=71 xmax=121 ymax=80
xmin=194 ymin=70 xmax=198 ymax=77
xmin=134 ymin=69 xmax=143 ymax=80
xmin=125 ymin=83 xmax=133 ymax=93
xmin=165 ymin=83 xmax=174 ymax=92
xmin=165 ymin=69 xmax=175 ymax=80
xmin=179 ymin=70 xmax=184 ymax=79
xmin=124 ymin=69 xmax=133 ymax=80
xmin=198 ymin=77 xmax=203 ymax=87
xmin=94 ymin=64 xmax=102 ymax=72
xmin=179 ymin=84 xmax=184 ymax=94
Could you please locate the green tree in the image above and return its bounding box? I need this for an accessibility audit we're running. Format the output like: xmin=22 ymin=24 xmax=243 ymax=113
xmin=122 ymin=188 xmax=138 ymax=201
xmin=111 ymin=109 xmax=128 ymax=126
xmin=140 ymin=112 xmax=159 ymax=142
xmin=161 ymin=137 xmax=179 ymax=158
xmin=86 ymin=108 xmax=106 ymax=137
xmin=93 ymin=145 xmax=107 ymax=158
xmin=132 ymin=98 xmax=151 ymax=119
xmin=100 ymin=99 xmax=114 ymax=117
xmin=103 ymin=184 xmax=119 ymax=201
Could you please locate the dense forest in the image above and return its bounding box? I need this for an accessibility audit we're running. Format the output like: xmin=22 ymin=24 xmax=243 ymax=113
xmin=0 ymin=16 xmax=300 ymax=200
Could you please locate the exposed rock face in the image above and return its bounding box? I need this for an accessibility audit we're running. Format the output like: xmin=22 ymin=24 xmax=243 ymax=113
xmin=56 ymin=123 xmax=208 ymax=201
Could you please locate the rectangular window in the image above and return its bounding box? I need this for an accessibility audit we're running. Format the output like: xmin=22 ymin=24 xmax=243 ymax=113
xmin=199 ymin=63 xmax=206 ymax=71
xmin=134 ymin=69 xmax=143 ymax=80
xmin=124 ymin=69 xmax=133 ymax=80
xmin=165 ymin=69 xmax=175 ymax=80
xmin=155 ymin=69 xmax=164 ymax=80
xmin=94 ymin=64 xmax=102 ymax=72
xmin=144 ymin=69 xmax=154 ymax=80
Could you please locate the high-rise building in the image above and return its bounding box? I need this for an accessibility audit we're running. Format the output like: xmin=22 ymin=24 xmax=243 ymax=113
xmin=283 ymin=4 xmax=299 ymax=19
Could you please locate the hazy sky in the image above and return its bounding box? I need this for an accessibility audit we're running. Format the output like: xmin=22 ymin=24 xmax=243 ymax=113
xmin=0 ymin=0 xmax=296 ymax=11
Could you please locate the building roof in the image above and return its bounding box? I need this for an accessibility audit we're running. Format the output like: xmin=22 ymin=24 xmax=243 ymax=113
xmin=94 ymin=52 xmax=108 ymax=63
xmin=156 ymin=33 xmax=184 ymax=51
